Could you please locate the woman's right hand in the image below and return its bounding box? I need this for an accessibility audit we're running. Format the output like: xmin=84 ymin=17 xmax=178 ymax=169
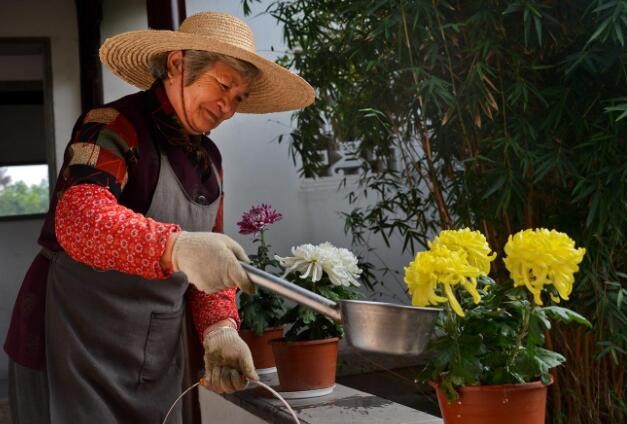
xmin=167 ymin=231 xmax=255 ymax=294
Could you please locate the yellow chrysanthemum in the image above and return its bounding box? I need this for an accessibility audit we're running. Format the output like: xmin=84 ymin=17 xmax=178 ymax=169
xmin=430 ymin=228 xmax=497 ymax=274
xmin=404 ymin=245 xmax=483 ymax=317
xmin=503 ymin=228 xmax=586 ymax=305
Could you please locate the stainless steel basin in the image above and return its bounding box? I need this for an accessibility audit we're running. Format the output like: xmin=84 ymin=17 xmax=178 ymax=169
xmin=241 ymin=262 xmax=440 ymax=356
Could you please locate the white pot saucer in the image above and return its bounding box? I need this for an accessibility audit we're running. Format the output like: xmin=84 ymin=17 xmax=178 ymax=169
xmin=256 ymin=366 xmax=277 ymax=375
xmin=277 ymin=385 xmax=335 ymax=399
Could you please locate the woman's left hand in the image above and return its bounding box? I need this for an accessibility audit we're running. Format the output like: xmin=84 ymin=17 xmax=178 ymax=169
xmin=201 ymin=326 xmax=258 ymax=393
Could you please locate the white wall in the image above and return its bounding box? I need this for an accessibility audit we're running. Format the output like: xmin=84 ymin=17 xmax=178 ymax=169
xmin=0 ymin=0 xmax=81 ymax=381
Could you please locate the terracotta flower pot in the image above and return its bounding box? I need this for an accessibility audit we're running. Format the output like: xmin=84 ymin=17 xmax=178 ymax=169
xmin=271 ymin=337 xmax=339 ymax=393
xmin=239 ymin=326 xmax=284 ymax=373
xmin=430 ymin=379 xmax=552 ymax=424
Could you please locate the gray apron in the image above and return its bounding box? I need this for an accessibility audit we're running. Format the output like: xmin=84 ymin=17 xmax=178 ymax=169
xmin=45 ymin=152 xmax=221 ymax=424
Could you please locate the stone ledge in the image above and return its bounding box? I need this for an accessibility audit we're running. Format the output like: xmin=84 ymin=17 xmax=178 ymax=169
xmin=224 ymin=372 xmax=442 ymax=424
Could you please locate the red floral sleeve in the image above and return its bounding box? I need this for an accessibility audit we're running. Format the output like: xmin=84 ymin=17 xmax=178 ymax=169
xmin=55 ymin=183 xmax=180 ymax=280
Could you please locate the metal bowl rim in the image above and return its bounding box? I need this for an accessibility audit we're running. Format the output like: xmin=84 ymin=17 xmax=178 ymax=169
xmin=341 ymin=299 xmax=442 ymax=312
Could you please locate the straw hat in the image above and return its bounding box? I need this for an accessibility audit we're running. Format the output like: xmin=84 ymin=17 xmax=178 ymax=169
xmin=99 ymin=12 xmax=314 ymax=113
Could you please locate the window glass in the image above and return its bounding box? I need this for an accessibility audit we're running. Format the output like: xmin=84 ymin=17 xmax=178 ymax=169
xmin=0 ymin=165 xmax=49 ymax=217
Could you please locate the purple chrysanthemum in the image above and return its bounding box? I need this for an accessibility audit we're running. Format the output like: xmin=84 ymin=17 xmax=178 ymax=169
xmin=237 ymin=204 xmax=283 ymax=235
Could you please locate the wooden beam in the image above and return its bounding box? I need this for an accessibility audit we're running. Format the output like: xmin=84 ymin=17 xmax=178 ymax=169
xmin=146 ymin=0 xmax=187 ymax=30
xmin=75 ymin=0 xmax=104 ymax=112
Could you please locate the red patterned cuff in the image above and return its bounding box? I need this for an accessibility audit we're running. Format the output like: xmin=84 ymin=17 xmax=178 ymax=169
xmin=188 ymin=286 xmax=240 ymax=342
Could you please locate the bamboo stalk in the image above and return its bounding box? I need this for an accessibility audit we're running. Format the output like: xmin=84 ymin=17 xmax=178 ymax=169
xmin=398 ymin=4 xmax=452 ymax=229
xmin=583 ymin=331 xmax=592 ymax=423
xmin=567 ymin=328 xmax=579 ymax=422
xmin=613 ymin=359 xmax=623 ymax=423
xmin=546 ymin=331 xmax=562 ymax=422
xmin=524 ymin=167 xmax=535 ymax=228
xmin=602 ymin=356 xmax=609 ymax=423
xmin=616 ymin=360 xmax=623 ymax=422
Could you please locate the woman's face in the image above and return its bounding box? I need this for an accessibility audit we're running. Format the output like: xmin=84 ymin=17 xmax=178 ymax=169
xmin=166 ymin=51 xmax=250 ymax=134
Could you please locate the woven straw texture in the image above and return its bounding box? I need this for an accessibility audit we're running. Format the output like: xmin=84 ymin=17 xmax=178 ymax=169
xmin=99 ymin=12 xmax=314 ymax=114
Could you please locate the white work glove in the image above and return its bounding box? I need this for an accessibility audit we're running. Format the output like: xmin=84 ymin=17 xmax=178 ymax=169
xmin=202 ymin=327 xmax=258 ymax=393
xmin=171 ymin=231 xmax=255 ymax=295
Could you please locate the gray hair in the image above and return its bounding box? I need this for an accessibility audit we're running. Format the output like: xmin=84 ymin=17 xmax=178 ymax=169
xmin=150 ymin=50 xmax=259 ymax=86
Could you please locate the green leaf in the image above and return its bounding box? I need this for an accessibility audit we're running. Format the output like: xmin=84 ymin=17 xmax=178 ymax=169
xmin=300 ymin=306 xmax=317 ymax=324
xmin=514 ymin=349 xmax=541 ymax=381
xmin=528 ymin=309 xmax=548 ymax=347
xmin=540 ymin=372 xmax=552 ymax=385
xmin=439 ymin=377 xmax=459 ymax=402
xmin=532 ymin=307 xmax=551 ymax=330
xmin=543 ymin=306 xmax=592 ymax=328
xmin=534 ymin=347 xmax=566 ymax=374
xmin=459 ymin=334 xmax=484 ymax=356
xmin=456 ymin=356 xmax=483 ymax=384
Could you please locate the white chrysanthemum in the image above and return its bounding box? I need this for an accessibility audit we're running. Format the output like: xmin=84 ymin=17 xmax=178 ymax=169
xmin=275 ymin=242 xmax=361 ymax=287
xmin=325 ymin=245 xmax=362 ymax=287
xmin=275 ymin=243 xmax=325 ymax=282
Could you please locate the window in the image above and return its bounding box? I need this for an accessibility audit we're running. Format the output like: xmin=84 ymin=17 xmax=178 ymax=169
xmin=0 ymin=39 xmax=55 ymax=219
xmin=310 ymin=140 xmax=403 ymax=178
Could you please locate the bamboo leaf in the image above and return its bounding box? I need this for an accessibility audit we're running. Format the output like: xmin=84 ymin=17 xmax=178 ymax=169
xmin=587 ymin=18 xmax=611 ymax=44
xmin=482 ymin=175 xmax=507 ymax=199
xmin=586 ymin=190 xmax=601 ymax=227
xmin=534 ymin=16 xmax=542 ymax=45
xmin=592 ymin=2 xmax=616 ymax=13
xmin=614 ymin=23 xmax=624 ymax=46
xmin=614 ymin=109 xmax=627 ymax=121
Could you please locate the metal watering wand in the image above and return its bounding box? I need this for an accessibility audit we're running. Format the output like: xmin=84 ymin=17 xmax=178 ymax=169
xmin=162 ymin=377 xmax=300 ymax=424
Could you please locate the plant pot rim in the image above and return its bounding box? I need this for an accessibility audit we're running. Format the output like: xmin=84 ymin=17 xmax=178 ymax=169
xmin=430 ymin=376 xmax=553 ymax=392
xmin=239 ymin=325 xmax=284 ymax=334
xmin=271 ymin=337 xmax=340 ymax=346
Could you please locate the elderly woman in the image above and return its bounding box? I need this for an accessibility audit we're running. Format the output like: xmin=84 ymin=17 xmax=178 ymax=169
xmin=4 ymin=12 xmax=313 ymax=424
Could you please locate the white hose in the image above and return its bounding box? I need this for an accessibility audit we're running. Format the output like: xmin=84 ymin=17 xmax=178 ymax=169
xmin=162 ymin=380 xmax=300 ymax=424
xmin=162 ymin=382 xmax=200 ymax=424
xmin=252 ymin=380 xmax=301 ymax=424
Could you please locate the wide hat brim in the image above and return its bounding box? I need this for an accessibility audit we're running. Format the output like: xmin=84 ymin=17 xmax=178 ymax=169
xmin=99 ymin=29 xmax=315 ymax=114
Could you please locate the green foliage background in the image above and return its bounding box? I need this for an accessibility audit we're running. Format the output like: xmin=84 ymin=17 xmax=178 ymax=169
xmin=244 ymin=1 xmax=626 ymax=422
xmin=0 ymin=168 xmax=49 ymax=216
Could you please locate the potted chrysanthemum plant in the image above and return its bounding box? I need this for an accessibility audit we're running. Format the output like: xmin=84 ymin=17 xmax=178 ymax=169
xmin=404 ymin=228 xmax=591 ymax=424
xmin=236 ymin=204 xmax=286 ymax=374
xmin=271 ymin=242 xmax=362 ymax=396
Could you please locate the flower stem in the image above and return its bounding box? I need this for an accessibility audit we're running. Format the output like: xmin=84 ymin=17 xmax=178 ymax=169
xmin=507 ymin=301 xmax=531 ymax=370
xmin=446 ymin=304 xmax=463 ymax=368
xmin=259 ymin=229 xmax=266 ymax=249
